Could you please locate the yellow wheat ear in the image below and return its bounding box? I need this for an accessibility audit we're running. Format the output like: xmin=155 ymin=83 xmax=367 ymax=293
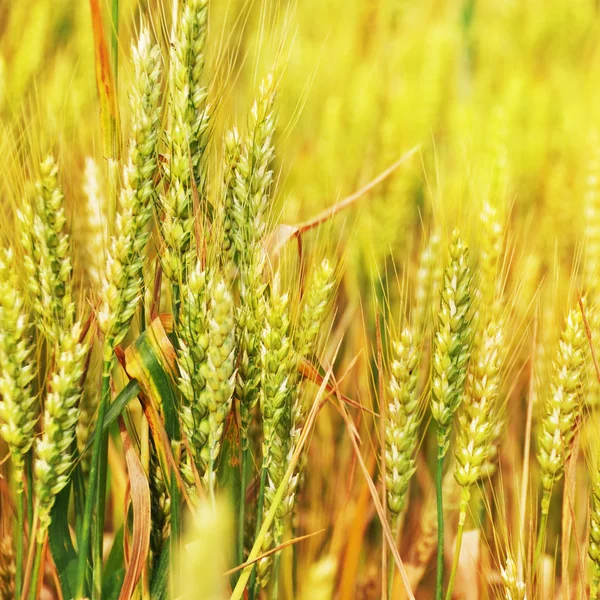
xmin=431 ymin=228 xmax=472 ymax=457
xmin=535 ymin=304 xmax=587 ymax=563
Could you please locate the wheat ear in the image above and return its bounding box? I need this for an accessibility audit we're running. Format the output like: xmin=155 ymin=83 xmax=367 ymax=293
xmin=256 ymin=273 xmax=294 ymax=589
xmin=0 ymin=248 xmax=38 ymax=491
xmin=18 ymin=155 xmax=74 ymax=345
xmin=158 ymin=0 xmax=210 ymax=284
xmin=431 ymin=228 xmax=472 ymax=600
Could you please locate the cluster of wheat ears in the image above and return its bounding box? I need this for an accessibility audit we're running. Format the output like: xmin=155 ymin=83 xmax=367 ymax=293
xmin=2 ymin=0 xmax=600 ymax=599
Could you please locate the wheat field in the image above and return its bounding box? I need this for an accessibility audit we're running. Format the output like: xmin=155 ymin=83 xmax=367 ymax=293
xmin=0 ymin=0 xmax=598 ymax=599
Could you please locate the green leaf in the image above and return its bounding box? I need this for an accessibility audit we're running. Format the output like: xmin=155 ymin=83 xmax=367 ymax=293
xmin=150 ymin=545 xmax=170 ymax=600
xmin=48 ymin=484 xmax=78 ymax=600
xmin=81 ymin=379 xmax=141 ymax=456
xmin=102 ymin=526 xmax=125 ymax=600
xmin=125 ymin=317 xmax=180 ymax=442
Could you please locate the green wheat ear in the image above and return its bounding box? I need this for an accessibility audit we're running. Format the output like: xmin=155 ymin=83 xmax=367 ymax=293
xmin=34 ymin=321 xmax=88 ymax=538
xmin=98 ymin=25 xmax=162 ymax=351
xmin=431 ymin=228 xmax=472 ymax=457
xmin=158 ymin=0 xmax=210 ymax=283
xmin=232 ymin=71 xmax=278 ymax=443
xmin=385 ymin=326 xmax=420 ymax=520
xmin=177 ymin=262 xmax=211 ymax=485
xmin=257 ymin=272 xmax=293 ymax=589
xmin=202 ymin=276 xmax=236 ymax=497
xmin=454 ymin=319 xmax=504 ymax=491
xmin=18 ymin=155 xmax=74 ymax=346
xmin=0 ymin=247 xmax=38 ymax=492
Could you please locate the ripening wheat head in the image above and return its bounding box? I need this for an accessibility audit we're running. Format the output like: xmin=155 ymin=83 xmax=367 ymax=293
xmin=98 ymin=25 xmax=161 ymax=351
xmin=431 ymin=228 xmax=472 ymax=456
xmin=0 ymin=247 xmax=37 ymax=491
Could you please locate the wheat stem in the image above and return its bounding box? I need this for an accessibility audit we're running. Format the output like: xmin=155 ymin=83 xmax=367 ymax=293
xmin=534 ymin=502 xmax=550 ymax=570
xmin=272 ymin=553 xmax=281 ymax=600
xmin=436 ymin=448 xmax=445 ymax=600
xmin=592 ymin=565 xmax=600 ymax=600
xmin=26 ymin=452 xmax=33 ymax=531
xmin=170 ymin=470 xmax=181 ymax=598
xmin=237 ymin=446 xmax=250 ymax=577
xmin=249 ymin=467 xmax=267 ymax=599
xmin=445 ymin=489 xmax=469 ymax=600
xmin=15 ymin=491 xmax=23 ymax=599
xmin=387 ymin=518 xmax=402 ymax=599
xmin=29 ymin=540 xmax=44 ymax=600
xmin=75 ymin=359 xmax=111 ymax=599
xmin=111 ymin=0 xmax=118 ymax=89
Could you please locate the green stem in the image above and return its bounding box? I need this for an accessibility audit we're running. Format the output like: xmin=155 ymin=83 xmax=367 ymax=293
xmin=111 ymin=0 xmax=119 ymax=90
xmin=170 ymin=469 xmax=180 ymax=598
xmin=272 ymin=551 xmax=281 ymax=600
xmin=29 ymin=540 xmax=44 ymax=600
xmin=15 ymin=490 xmax=24 ymax=599
xmin=169 ymin=282 xmax=181 ymax=598
xmin=387 ymin=517 xmax=401 ymax=600
xmin=249 ymin=466 xmax=267 ymax=600
xmin=591 ymin=564 xmax=600 ymax=600
xmin=237 ymin=445 xmax=249 ymax=575
xmin=436 ymin=447 xmax=445 ymax=600
xmin=94 ymin=434 xmax=110 ymax=598
xmin=445 ymin=490 xmax=469 ymax=600
xmin=26 ymin=453 xmax=34 ymax=532
xmin=73 ymin=461 xmax=85 ymax=543
xmin=75 ymin=357 xmax=112 ymax=599
xmin=172 ymin=284 xmax=181 ymax=330
xmin=534 ymin=505 xmax=550 ymax=572
xmin=207 ymin=458 xmax=216 ymax=508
